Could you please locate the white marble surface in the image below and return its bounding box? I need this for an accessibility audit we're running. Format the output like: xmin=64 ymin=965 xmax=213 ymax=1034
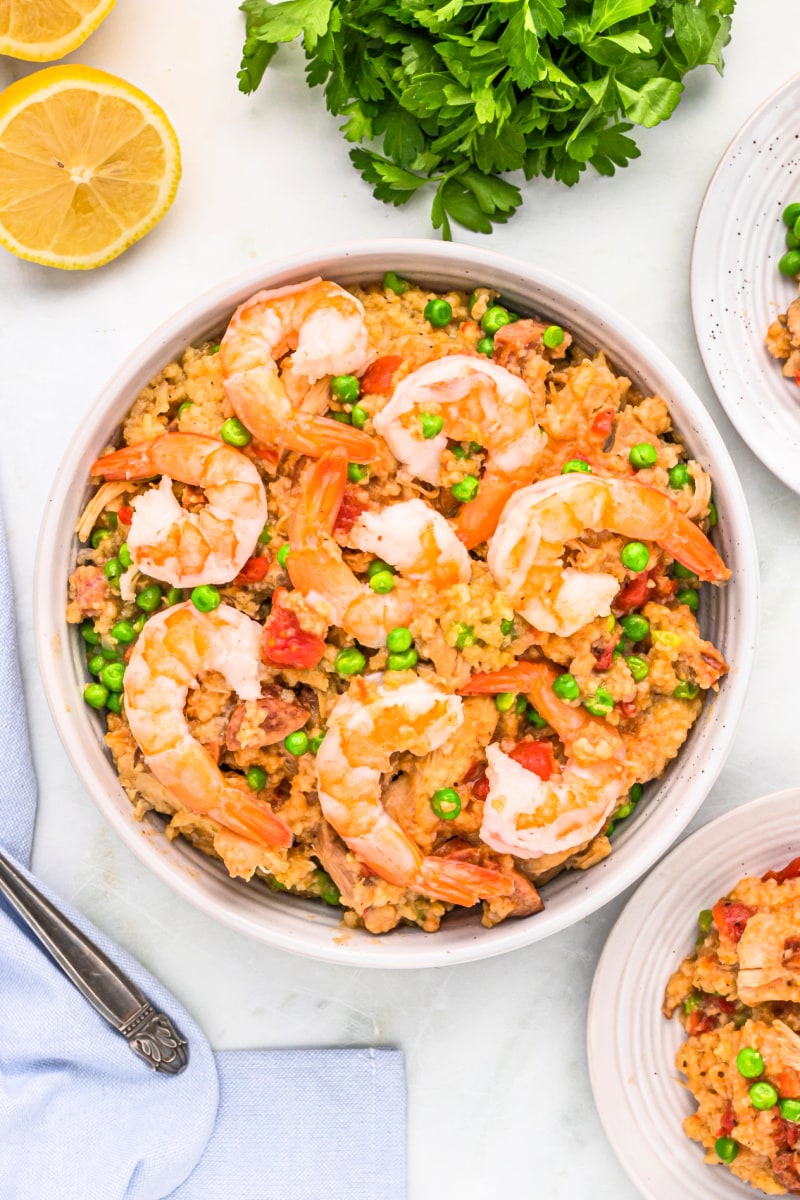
xmin=1 ymin=4 xmax=799 ymax=1196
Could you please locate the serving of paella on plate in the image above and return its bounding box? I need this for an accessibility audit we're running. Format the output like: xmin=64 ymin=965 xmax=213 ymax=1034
xmin=65 ymin=272 xmax=730 ymax=935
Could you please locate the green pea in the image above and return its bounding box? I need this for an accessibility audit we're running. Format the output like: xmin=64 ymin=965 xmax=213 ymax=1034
xmin=351 ymin=404 xmax=368 ymax=429
xmin=190 ymin=585 xmax=221 ymax=613
xmin=673 ymin=562 xmax=698 ymax=582
xmin=101 ymin=641 xmax=119 ymax=660
xmin=620 ymin=614 xmax=649 ymax=641
xmin=106 ymin=693 xmax=123 ymax=715
xmin=277 ymin=544 xmax=290 ymax=568
xmin=419 ymin=413 xmax=444 ymax=439
xmin=674 ymin=681 xmax=700 ymax=700
xmin=749 ymin=1081 xmax=778 ymax=1110
xmin=80 ymin=621 xmax=100 ymax=645
xmin=103 ymin=558 xmax=122 ymax=581
xmin=698 ymin=909 xmax=713 ymax=933
xmin=132 ymin=614 xmax=147 ymax=633
xmin=626 ymin=655 xmax=649 ymax=683
xmin=309 ymin=732 xmax=326 ymax=755
xmin=383 ymin=271 xmax=410 ymax=295
xmin=246 ymin=766 xmax=267 ymax=791
xmin=501 ymin=618 xmax=515 ymax=637
xmin=430 ymin=787 xmax=462 ymax=820
xmin=258 ymin=525 xmax=272 ymax=545
xmin=314 ymin=868 xmax=341 ymax=906
xmin=118 ymin=542 xmax=133 ymax=569
xmin=220 ymin=417 xmax=252 ymax=447
xmin=386 ymin=627 xmax=413 ymax=653
xmin=506 ymin=312 xmax=519 ymax=323
xmin=714 ymin=1137 xmax=738 ymax=1164
xmin=614 ymin=801 xmax=634 ymax=821
xmin=209 ymin=343 xmax=220 ymax=354
xmin=368 ymin=559 xmax=395 ymax=580
xmin=788 ymin=230 xmax=800 ymax=251
xmin=451 ymin=476 xmax=479 ymax=503
xmin=481 ymin=306 xmax=511 ymax=335
xmin=477 ymin=336 xmax=494 ymax=357
xmin=515 ymin=695 xmax=528 ymax=714
xmin=106 ymin=513 xmax=118 ymax=529
xmin=111 ymin=620 xmax=136 ymax=644
xmin=165 ymin=587 xmax=184 ymax=606
xmin=621 ymin=541 xmax=650 ymax=572
xmin=469 ymin=442 xmax=483 ymax=455
xmin=330 ymin=411 xmax=352 ymax=424
xmin=780 ymin=1099 xmax=800 ymax=1123
xmin=284 ymin=730 xmax=309 ymax=756
xmin=707 ymin=500 xmax=718 ymax=527
xmin=736 ymin=1047 xmax=765 ymax=1079
xmin=582 ymin=687 xmax=615 ymax=717
xmin=552 ymin=673 xmax=580 ymax=702
xmin=779 ymin=249 xmax=800 ymax=276
xmin=347 ymin=463 xmax=369 ymax=483
xmin=335 ymin=647 xmax=366 ymax=676
xmin=83 ymin=683 xmax=109 ymax=709
xmin=454 ymin=623 xmax=475 ymax=649
xmin=783 ymin=202 xmax=800 ymax=228
xmin=91 ymin=528 xmax=113 ymax=549
xmin=177 ymin=401 xmax=193 ymax=419
xmin=561 ymin=459 xmax=592 ymax=474
xmin=136 ymin=584 xmax=162 ymax=612
xmin=331 ymin=375 xmax=360 ymax=403
xmin=369 ymin=570 xmax=395 ymax=594
xmin=269 ymin=878 xmax=288 ymax=892
xmin=668 ymin=463 xmax=691 ymax=489
xmin=387 ymin=649 xmax=419 ymax=672
xmin=495 ymin=692 xmax=516 ymax=712
xmin=676 ymin=588 xmax=699 ymax=613
xmin=424 ymin=298 xmax=453 ymax=327
xmin=527 ymin=707 xmax=548 ymax=728
xmin=629 ymin=442 xmax=657 ymax=470
xmin=100 ymin=661 xmax=125 ymax=693
xmin=87 ymin=653 xmax=105 ymax=676
xmin=450 ymin=444 xmax=469 ymax=461
xmin=683 ymin=992 xmax=702 ymax=1013
xmin=542 ymin=324 xmax=565 ymax=348
xmin=629 ymin=783 xmax=643 ymax=804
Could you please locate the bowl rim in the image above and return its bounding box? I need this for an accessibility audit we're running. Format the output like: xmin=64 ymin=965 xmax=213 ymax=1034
xmin=34 ymin=237 xmax=761 ymax=967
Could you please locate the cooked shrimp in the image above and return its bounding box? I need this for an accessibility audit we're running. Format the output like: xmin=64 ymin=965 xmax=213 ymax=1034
xmin=461 ymin=661 xmax=626 ymax=860
xmin=287 ymin=449 xmax=417 ymax=647
xmin=123 ymin=601 xmax=293 ymax=849
xmin=92 ymin=433 xmax=268 ymax=588
xmin=315 ymin=675 xmax=512 ymax=906
xmin=487 ymin=474 xmax=730 ymax=637
xmin=349 ymin=497 xmax=471 ymax=589
xmin=736 ymin=905 xmax=800 ymax=1005
xmin=219 ymin=278 xmax=376 ymax=463
xmin=373 ymin=355 xmax=546 ymax=548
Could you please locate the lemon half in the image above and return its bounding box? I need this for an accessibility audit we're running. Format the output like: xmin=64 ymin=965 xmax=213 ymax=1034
xmin=0 ymin=0 xmax=117 ymax=62
xmin=0 ymin=65 xmax=181 ymax=269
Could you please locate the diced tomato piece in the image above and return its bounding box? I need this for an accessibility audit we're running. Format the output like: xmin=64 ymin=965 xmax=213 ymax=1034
xmin=592 ymin=631 xmax=621 ymax=672
xmin=360 ymin=355 xmax=403 ymax=395
xmin=778 ymin=1068 xmax=800 ymax=1100
xmin=795 ymin=370 xmax=800 ymax=387
xmin=334 ymin=486 xmax=370 ymax=534
xmin=712 ymin=899 xmax=755 ymax=944
xmin=614 ymin=573 xmax=650 ymax=614
xmin=251 ymin=442 xmax=281 ymax=470
xmin=717 ymin=1102 xmax=736 ymax=1139
xmin=262 ymin=592 xmax=325 ymax=669
xmin=235 ymin=556 xmax=270 ymax=584
xmin=686 ymin=1009 xmax=719 ymax=1036
xmin=616 ymin=699 xmax=638 ymax=719
xmin=472 ymin=772 xmax=490 ymax=800
xmin=118 ymin=505 xmax=134 ymax=526
xmin=591 ymin=409 xmax=615 ymax=438
xmin=763 ymin=856 xmax=800 ymax=884
xmin=509 ymin=740 xmax=555 ymax=781
xmin=716 ymin=995 xmax=736 ymax=1014
xmin=785 ymin=1120 xmax=800 ymax=1150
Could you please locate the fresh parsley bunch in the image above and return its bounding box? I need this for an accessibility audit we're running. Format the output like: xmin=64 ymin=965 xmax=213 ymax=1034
xmin=238 ymin=0 xmax=735 ymax=237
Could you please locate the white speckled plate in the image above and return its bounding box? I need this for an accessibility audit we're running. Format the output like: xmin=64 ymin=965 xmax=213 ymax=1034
xmin=587 ymin=788 xmax=800 ymax=1200
xmin=692 ymin=72 xmax=800 ymax=493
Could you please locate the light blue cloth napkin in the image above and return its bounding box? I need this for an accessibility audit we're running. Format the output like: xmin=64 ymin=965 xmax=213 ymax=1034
xmin=0 ymin=506 xmax=405 ymax=1200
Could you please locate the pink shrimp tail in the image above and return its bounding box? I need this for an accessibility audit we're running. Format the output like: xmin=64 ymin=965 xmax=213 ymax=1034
xmin=290 ymin=447 xmax=348 ymax=541
xmin=461 ymin=661 xmax=592 ymax=744
xmin=456 ymin=466 xmax=538 ymax=550
xmin=416 ymin=857 xmax=513 ymax=907
xmin=91 ymin=441 xmax=158 ymax=480
xmin=209 ymin=789 xmax=293 ymax=849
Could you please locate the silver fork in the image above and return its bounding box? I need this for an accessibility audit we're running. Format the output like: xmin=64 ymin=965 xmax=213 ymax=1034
xmin=0 ymin=847 xmax=188 ymax=1074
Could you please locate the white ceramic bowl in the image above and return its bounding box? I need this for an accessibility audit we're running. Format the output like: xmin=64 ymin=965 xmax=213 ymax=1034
xmin=35 ymin=239 xmax=759 ymax=968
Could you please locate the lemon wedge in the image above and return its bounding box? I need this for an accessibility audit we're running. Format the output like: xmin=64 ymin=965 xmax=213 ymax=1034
xmin=0 ymin=0 xmax=117 ymax=62
xmin=0 ymin=65 xmax=181 ymax=269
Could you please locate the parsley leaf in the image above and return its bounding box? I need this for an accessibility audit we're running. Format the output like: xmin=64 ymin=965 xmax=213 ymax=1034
xmin=238 ymin=0 xmax=737 ymax=233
